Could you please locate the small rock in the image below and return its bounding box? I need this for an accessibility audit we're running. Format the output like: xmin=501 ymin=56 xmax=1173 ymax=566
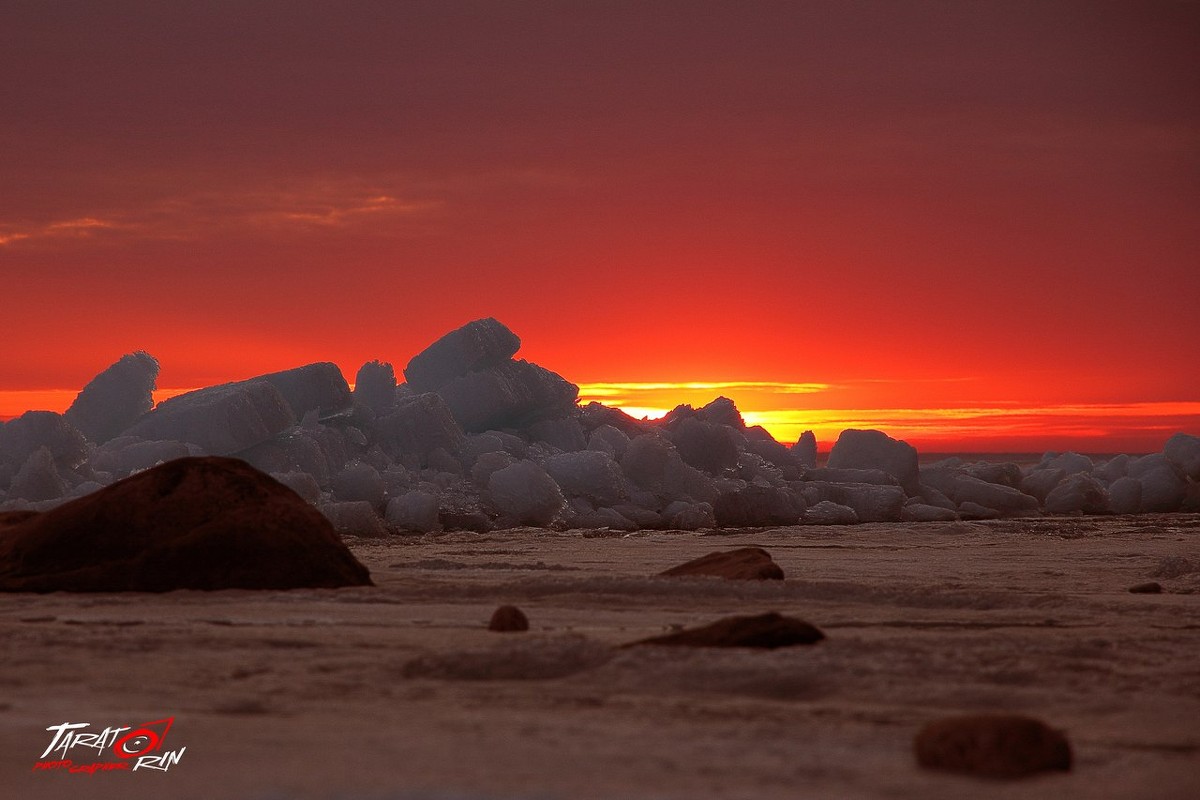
xmin=488 ymin=605 xmax=530 ymax=632
xmin=1128 ymin=581 xmax=1162 ymax=594
xmin=623 ymin=612 xmax=824 ymax=649
xmin=658 ymin=547 xmax=784 ymax=581
xmin=914 ymin=714 xmax=1072 ymax=779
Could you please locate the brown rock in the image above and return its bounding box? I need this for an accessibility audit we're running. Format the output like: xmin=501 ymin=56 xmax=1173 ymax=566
xmin=488 ymin=605 xmax=530 ymax=632
xmin=914 ymin=714 xmax=1072 ymax=779
xmin=658 ymin=547 xmax=785 ymax=581
xmin=0 ymin=511 xmax=40 ymax=529
xmin=623 ymin=612 xmax=823 ymax=649
xmin=1128 ymin=581 xmax=1163 ymax=594
xmin=0 ymin=457 xmax=373 ymax=592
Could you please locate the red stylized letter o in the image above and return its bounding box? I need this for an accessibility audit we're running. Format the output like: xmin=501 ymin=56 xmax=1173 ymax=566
xmin=113 ymin=729 xmax=159 ymax=759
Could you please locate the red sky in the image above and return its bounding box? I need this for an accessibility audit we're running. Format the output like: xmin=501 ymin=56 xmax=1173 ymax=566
xmin=2 ymin=2 xmax=1197 ymax=452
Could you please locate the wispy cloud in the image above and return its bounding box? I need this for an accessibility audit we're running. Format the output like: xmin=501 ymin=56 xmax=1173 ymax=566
xmin=0 ymin=216 xmax=125 ymax=246
xmin=578 ymin=381 xmax=831 ymax=402
xmin=0 ymin=180 xmax=441 ymax=247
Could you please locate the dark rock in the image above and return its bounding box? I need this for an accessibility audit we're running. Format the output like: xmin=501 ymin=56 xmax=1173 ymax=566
xmin=658 ymin=547 xmax=784 ymax=580
xmin=914 ymin=714 xmax=1072 ymax=779
xmin=64 ymin=351 xmax=159 ymax=444
xmin=1128 ymin=581 xmax=1162 ymax=594
xmin=0 ymin=510 xmax=40 ymax=528
xmin=404 ymin=317 xmax=521 ymax=392
xmin=0 ymin=457 xmax=372 ymax=592
xmin=488 ymin=605 xmax=529 ymax=632
xmin=624 ymin=612 xmax=824 ymax=649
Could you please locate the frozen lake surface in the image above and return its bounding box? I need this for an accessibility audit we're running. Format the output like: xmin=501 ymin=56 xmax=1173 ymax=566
xmin=3 ymin=516 xmax=1198 ymax=799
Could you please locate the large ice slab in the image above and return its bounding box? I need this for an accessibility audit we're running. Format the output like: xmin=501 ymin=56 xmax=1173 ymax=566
xmin=437 ymin=360 xmax=579 ymax=433
xmin=124 ymin=381 xmax=295 ymax=455
xmin=0 ymin=411 xmax=89 ymax=472
xmin=353 ymin=360 xmax=398 ymax=415
xmin=828 ymin=429 xmax=920 ymax=493
xmin=404 ymin=317 xmax=521 ymax=392
xmin=487 ymin=460 xmax=564 ymax=526
xmin=64 ymin=351 xmax=159 ymax=444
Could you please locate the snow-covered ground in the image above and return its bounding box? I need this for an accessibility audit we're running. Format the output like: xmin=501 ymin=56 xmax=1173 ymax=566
xmin=3 ymin=516 xmax=1198 ymax=799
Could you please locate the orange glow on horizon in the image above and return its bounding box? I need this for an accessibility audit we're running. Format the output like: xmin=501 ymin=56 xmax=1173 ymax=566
xmin=2 ymin=380 xmax=1196 ymax=456
xmin=579 ymin=382 xmax=1200 ymax=453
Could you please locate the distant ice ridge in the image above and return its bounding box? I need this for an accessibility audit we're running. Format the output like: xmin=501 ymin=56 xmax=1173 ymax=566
xmin=1 ymin=317 xmax=1198 ymax=533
